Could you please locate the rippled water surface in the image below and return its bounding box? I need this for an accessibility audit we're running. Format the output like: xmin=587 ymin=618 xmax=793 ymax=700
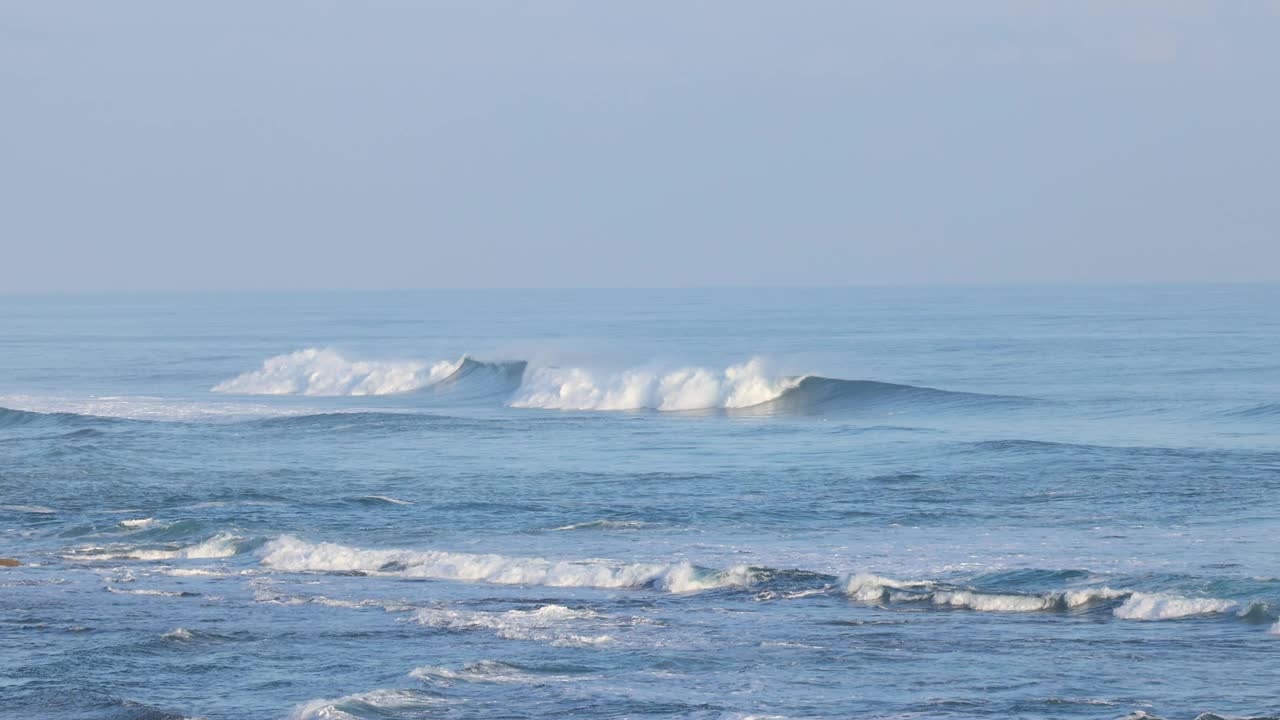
xmin=2 ymin=287 xmax=1278 ymax=720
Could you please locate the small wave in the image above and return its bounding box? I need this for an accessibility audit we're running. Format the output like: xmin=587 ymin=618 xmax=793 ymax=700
xmin=105 ymin=587 xmax=197 ymax=597
xmin=843 ymin=573 xmax=1127 ymax=612
xmin=0 ymin=504 xmax=56 ymax=515
xmin=408 ymin=604 xmax=615 ymax=647
xmin=547 ymin=519 xmax=647 ymax=531
xmin=1221 ymin=402 xmax=1280 ymax=419
xmin=408 ymin=659 xmax=583 ymax=685
xmin=288 ymin=688 xmax=445 ymax=720
xmin=70 ymin=532 xmax=250 ymax=562
xmin=259 ymin=535 xmax=755 ymax=593
xmin=213 ymin=348 xmax=461 ymax=396
xmin=354 ymin=495 xmax=414 ymax=506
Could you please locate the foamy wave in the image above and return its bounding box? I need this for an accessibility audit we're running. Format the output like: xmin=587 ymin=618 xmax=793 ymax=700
xmin=72 ymin=532 xmax=245 ymax=561
xmin=409 ymin=604 xmax=614 ymax=647
xmin=119 ymin=517 xmax=157 ymax=529
xmin=509 ymin=358 xmax=801 ymax=411
xmin=213 ymin=348 xmax=459 ymax=396
xmin=259 ymin=535 xmax=755 ymax=593
xmin=161 ymin=627 xmax=195 ymax=641
xmin=844 ymin=574 xmax=1128 ymax=612
xmin=288 ymin=688 xmax=443 ymax=720
xmin=1112 ymin=592 xmax=1240 ymax=621
xmin=1270 ymin=621 xmax=1280 ymax=636
xmin=409 ymin=660 xmax=574 ymax=685
xmin=843 ymin=573 xmax=934 ymax=602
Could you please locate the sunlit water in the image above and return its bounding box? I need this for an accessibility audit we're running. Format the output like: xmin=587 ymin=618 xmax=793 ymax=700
xmin=2 ymin=286 xmax=1278 ymax=720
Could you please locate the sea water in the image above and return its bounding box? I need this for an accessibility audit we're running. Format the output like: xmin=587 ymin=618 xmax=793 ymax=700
xmin=1 ymin=286 xmax=1277 ymax=720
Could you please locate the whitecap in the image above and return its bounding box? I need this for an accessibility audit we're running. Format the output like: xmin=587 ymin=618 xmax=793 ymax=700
xmin=1112 ymin=592 xmax=1240 ymax=621
xmin=213 ymin=348 xmax=459 ymax=396
xmin=409 ymin=604 xmax=614 ymax=647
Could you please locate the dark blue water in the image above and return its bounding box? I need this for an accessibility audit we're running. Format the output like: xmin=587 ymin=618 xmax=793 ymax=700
xmin=2 ymin=287 xmax=1278 ymax=720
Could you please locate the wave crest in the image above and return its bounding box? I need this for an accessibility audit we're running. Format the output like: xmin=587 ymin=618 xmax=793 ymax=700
xmin=212 ymin=348 xmax=460 ymax=396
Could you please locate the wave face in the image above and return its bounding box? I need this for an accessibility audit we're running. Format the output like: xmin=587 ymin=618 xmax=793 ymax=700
xmin=211 ymin=348 xmax=461 ymax=396
xmin=730 ymin=375 xmax=1015 ymax=416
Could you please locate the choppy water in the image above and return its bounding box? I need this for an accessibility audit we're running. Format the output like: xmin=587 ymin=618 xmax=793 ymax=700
xmin=1 ymin=286 xmax=1278 ymax=720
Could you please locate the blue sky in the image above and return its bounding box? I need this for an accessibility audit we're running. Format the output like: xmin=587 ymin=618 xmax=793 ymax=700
xmin=2 ymin=1 xmax=1277 ymax=291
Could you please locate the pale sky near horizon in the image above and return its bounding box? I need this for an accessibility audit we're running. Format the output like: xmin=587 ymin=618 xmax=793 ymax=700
xmin=2 ymin=1 xmax=1278 ymax=292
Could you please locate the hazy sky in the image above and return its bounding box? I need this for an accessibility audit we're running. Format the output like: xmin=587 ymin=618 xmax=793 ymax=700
xmin=3 ymin=1 xmax=1278 ymax=291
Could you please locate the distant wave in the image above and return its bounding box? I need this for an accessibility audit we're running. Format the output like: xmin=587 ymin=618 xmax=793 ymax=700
xmin=1222 ymin=402 xmax=1280 ymax=419
xmin=213 ymin=349 xmax=1018 ymax=415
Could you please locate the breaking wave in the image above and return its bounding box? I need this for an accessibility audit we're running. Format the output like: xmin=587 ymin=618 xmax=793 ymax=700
xmin=212 ymin=349 xmax=1017 ymax=414
xmin=212 ymin=348 xmax=461 ymax=396
xmin=259 ymin=535 xmax=754 ymax=593
xmin=509 ymin=359 xmax=800 ymax=411
xmin=408 ymin=604 xmax=616 ymax=647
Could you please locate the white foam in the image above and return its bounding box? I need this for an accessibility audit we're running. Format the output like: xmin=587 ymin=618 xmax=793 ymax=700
xmin=119 ymin=518 xmax=157 ymax=529
xmin=409 ymin=604 xmax=614 ymax=647
xmin=930 ymin=590 xmax=1058 ymax=613
xmin=162 ymin=627 xmax=195 ymax=641
xmin=1060 ymin=587 xmax=1129 ymax=607
xmin=1113 ymin=592 xmax=1239 ymax=620
xmin=360 ymin=495 xmax=413 ymax=505
xmin=1270 ymin=620 xmax=1280 ymax=636
xmin=259 ymin=535 xmax=755 ymax=593
xmin=509 ymin=358 xmax=801 ymax=411
xmin=213 ymin=348 xmax=459 ymax=396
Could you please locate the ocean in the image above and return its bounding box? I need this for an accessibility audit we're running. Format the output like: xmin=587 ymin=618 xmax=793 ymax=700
xmin=1 ymin=286 xmax=1277 ymax=720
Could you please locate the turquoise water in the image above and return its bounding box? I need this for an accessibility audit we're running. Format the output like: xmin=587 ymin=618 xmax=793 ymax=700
xmin=1 ymin=286 xmax=1278 ymax=720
